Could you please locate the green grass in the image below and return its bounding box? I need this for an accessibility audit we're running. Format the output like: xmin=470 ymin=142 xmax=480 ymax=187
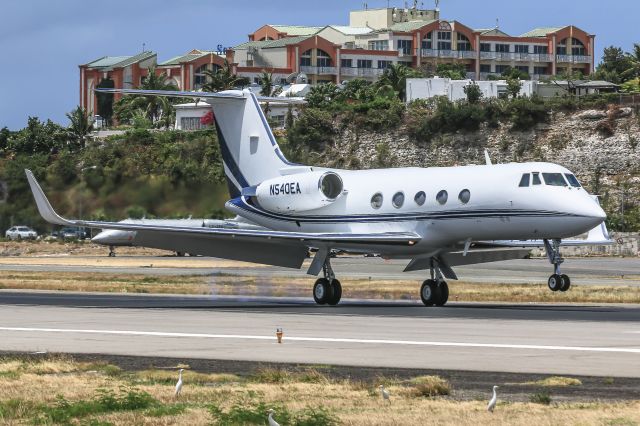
xmin=530 ymin=390 xmax=552 ymax=405
xmin=209 ymin=402 xmax=338 ymax=426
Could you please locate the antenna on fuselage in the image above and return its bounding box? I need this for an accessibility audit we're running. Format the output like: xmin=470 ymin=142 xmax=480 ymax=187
xmin=484 ymin=149 xmax=493 ymax=166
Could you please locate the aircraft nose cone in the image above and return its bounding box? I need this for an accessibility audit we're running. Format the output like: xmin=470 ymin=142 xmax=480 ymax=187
xmin=91 ymin=232 xmax=108 ymax=244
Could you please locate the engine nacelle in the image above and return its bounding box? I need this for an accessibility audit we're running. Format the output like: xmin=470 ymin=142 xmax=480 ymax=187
xmin=255 ymin=171 xmax=344 ymax=213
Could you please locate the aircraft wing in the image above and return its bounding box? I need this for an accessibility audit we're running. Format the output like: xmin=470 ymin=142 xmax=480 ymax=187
xmin=26 ymin=170 xmax=420 ymax=269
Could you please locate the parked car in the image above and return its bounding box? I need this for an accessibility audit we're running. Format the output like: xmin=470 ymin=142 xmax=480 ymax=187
xmin=5 ymin=226 xmax=38 ymax=240
xmin=59 ymin=227 xmax=89 ymax=240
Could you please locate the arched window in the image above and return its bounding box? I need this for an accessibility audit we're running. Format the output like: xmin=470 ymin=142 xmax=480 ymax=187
xmin=422 ymin=32 xmax=433 ymax=50
xmin=557 ymin=38 xmax=585 ymax=56
xmin=457 ymin=33 xmax=472 ymax=51
xmin=300 ymin=49 xmax=312 ymax=67
xmin=316 ymin=49 xmax=332 ymax=67
xmin=194 ymin=63 xmax=221 ymax=89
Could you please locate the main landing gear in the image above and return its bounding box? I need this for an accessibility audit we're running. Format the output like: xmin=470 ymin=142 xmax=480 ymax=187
xmin=108 ymin=245 xmax=116 ymax=257
xmin=420 ymin=261 xmax=449 ymax=307
xmin=545 ymin=239 xmax=571 ymax=292
xmin=312 ymin=258 xmax=342 ymax=306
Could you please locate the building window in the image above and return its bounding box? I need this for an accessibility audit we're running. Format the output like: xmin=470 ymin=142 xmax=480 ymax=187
xmin=516 ymin=65 xmax=529 ymax=74
xmin=397 ymin=39 xmax=413 ymax=55
xmin=270 ymin=115 xmax=286 ymax=128
xmin=368 ymin=40 xmax=389 ymax=51
xmin=300 ymin=49 xmax=312 ymax=66
xmin=556 ymin=43 xmax=567 ymax=55
xmin=371 ymin=193 xmax=383 ymax=209
xmin=534 ymin=66 xmax=548 ymax=75
xmin=480 ymin=43 xmax=491 ymax=52
xmin=438 ymin=31 xmax=452 ymax=40
xmin=378 ymin=60 xmax=392 ymax=69
xmin=570 ymin=38 xmax=586 ymax=56
xmin=194 ymin=64 xmax=221 ymax=90
xmin=392 ymin=192 xmax=405 ymax=208
xmin=514 ymin=45 xmax=529 ymax=54
xmin=436 ymin=190 xmax=448 ymax=205
xmin=534 ymin=45 xmax=548 ymax=54
xmin=495 ymin=44 xmax=510 ymax=53
xmin=422 ymin=32 xmax=433 ymax=49
xmin=341 ymin=58 xmax=353 ymax=68
xmin=495 ymin=65 xmax=510 ymax=74
xmin=180 ymin=117 xmax=205 ymax=131
xmin=357 ymin=59 xmax=372 ymax=68
xmin=399 ymin=61 xmax=413 ymax=67
xmin=480 ymin=64 xmax=491 ymax=73
xmin=414 ymin=191 xmax=426 ymax=206
xmin=457 ymin=34 xmax=472 ymax=51
xmin=316 ymin=49 xmax=332 ymax=67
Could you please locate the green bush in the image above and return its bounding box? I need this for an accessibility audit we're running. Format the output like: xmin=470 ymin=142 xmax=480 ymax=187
xmin=530 ymin=390 xmax=552 ymax=405
xmin=287 ymin=108 xmax=335 ymax=153
xmin=209 ymin=402 xmax=338 ymax=426
xmin=505 ymin=97 xmax=549 ymax=130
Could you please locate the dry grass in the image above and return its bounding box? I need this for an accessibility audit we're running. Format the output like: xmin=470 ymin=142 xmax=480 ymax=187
xmin=0 ymin=356 xmax=639 ymax=425
xmin=1 ymin=269 xmax=640 ymax=304
xmin=525 ymin=376 xmax=583 ymax=387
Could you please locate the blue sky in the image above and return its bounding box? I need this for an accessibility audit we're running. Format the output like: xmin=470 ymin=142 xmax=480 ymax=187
xmin=0 ymin=0 xmax=637 ymax=130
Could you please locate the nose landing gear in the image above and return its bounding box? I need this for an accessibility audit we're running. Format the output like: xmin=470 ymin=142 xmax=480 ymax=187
xmin=312 ymin=257 xmax=342 ymax=306
xmin=545 ymin=239 xmax=571 ymax=292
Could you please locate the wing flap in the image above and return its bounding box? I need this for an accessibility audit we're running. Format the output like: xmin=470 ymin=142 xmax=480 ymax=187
xmin=404 ymin=248 xmax=531 ymax=272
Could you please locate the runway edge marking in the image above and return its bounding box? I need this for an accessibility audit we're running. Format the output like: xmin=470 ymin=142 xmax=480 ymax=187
xmin=1 ymin=327 xmax=639 ymax=354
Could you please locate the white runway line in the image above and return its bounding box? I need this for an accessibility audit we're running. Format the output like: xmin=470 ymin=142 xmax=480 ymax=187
xmin=1 ymin=326 xmax=639 ymax=354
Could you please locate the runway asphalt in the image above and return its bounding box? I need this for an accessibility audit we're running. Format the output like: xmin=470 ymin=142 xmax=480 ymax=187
xmin=1 ymin=291 xmax=640 ymax=378
xmin=1 ymin=256 xmax=639 ymax=285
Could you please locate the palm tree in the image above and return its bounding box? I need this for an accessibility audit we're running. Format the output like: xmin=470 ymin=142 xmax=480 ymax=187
xmin=622 ymin=43 xmax=640 ymax=81
xmin=114 ymin=68 xmax=178 ymax=126
xmin=259 ymin=71 xmax=273 ymax=96
xmin=66 ymin=106 xmax=93 ymax=149
xmin=377 ymin=64 xmax=422 ymax=101
xmin=202 ymin=60 xmax=246 ymax=92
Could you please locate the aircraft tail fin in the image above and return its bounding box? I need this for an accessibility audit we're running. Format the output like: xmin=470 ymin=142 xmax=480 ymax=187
xmin=96 ymin=88 xmax=303 ymax=197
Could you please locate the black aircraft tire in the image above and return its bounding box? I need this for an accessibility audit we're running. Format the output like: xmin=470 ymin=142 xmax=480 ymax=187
xmin=435 ymin=281 xmax=449 ymax=306
xmin=548 ymin=274 xmax=562 ymax=292
xmin=313 ymin=278 xmax=331 ymax=305
xmin=327 ymin=279 xmax=342 ymax=306
xmin=559 ymin=274 xmax=571 ymax=292
xmin=420 ymin=279 xmax=439 ymax=307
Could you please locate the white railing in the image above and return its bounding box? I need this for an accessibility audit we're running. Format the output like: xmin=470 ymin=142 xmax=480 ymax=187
xmin=341 ymin=68 xmax=385 ymax=77
xmin=299 ymin=66 xmax=337 ymax=75
xmin=480 ymin=51 xmax=497 ymax=60
xmin=397 ymin=49 xmax=413 ymax=57
xmin=556 ymin=55 xmax=592 ymax=63
xmin=421 ymin=49 xmax=476 ymax=59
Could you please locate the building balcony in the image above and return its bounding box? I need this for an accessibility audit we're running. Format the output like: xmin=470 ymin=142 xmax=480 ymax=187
xmin=397 ymin=49 xmax=414 ymax=57
xmin=480 ymin=52 xmax=554 ymax=62
xmin=299 ymin=66 xmax=337 ymax=75
xmin=556 ymin=55 xmax=592 ymax=64
xmin=341 ymin=67 xmax=385 ymax=77
xmin=422 ymin=49 xmax=477 ymax=59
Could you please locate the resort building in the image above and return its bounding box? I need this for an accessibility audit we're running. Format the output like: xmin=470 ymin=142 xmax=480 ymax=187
xmin=229 ymin=5 xmax=595 ymax=85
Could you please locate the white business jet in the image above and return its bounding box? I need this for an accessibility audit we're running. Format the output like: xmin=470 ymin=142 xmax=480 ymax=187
xmin=25 ymin=87 xmax=611 ymax=307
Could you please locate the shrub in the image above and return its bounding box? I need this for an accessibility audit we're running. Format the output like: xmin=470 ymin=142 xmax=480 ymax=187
xmin=209 ymin=403 xmax=338 ymax=426
xmin=505 ymin=97 xmax=549 ymax=130
xmin=530 ymin=390 xmax=552 ymax=405
xmin=409 ymin=375 xmax=451 ymax=397
xmin=287 ymin=108 xmax=335 ymax=153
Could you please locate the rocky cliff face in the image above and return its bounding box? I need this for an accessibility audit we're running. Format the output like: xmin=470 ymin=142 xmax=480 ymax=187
xmin=318 ymin=106 xmax=640 ymax=220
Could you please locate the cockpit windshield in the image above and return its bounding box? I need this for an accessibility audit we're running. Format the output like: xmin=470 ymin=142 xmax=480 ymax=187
xmin=564 ymin=173 xmax=582 ymax=188
xmin=542 ymin=173 xmax=568 ymax=187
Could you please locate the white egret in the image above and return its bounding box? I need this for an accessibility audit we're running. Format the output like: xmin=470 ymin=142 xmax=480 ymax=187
xmin=267 ymin=408 xmax=280 ymax=426
xmin=175 ymin=368 xmax=184 ymax=398
xmin=379 ymin=384 xmax=391 ymax=403
xmin=487 ymin=385 xmax=499 ymax=412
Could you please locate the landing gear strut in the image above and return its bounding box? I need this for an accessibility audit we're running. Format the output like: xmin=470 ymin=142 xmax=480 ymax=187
xmin=420 ymin=260 xmax=449 ymax=307
xmin=312 ymin=257 xmax=342 ymax=306
xmin=108 ymin=245 xmax=116 ymax=257
xmin=545 ymin=239 xmax=571 ymax=292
